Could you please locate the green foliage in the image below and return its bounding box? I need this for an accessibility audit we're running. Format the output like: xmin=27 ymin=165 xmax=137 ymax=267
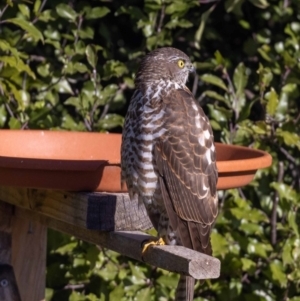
xmin=0 ymin=0 xmax=299 ymax=300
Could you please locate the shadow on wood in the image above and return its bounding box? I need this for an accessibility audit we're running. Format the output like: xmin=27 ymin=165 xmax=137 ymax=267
xmin=0 ymin=264 xmax=21 ymax=301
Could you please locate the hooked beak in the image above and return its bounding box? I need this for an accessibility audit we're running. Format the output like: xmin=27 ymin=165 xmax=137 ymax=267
xmin=187 ymin=63 xmax=196 ymax=73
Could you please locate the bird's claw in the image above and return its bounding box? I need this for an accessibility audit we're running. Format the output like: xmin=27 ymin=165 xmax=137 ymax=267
xmin=141 ymin=237 xmax=166 ymax=254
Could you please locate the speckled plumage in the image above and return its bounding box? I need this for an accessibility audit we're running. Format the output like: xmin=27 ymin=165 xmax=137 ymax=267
xmin=121 ymin=47 xmax=218 ymax=301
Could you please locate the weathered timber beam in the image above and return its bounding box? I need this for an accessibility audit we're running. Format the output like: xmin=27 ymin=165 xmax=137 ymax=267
xmin=0 ymin=186 xmax=152 ymax=231
xmin=14 ymin=207 xmax=220 ymax=280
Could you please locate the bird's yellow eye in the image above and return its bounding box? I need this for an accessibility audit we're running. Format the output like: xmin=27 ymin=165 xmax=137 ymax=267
xmin=177 ymin=59 xmax=185 ymax=68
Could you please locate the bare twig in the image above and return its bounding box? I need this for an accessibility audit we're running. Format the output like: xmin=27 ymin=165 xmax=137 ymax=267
xmin=39 ymin=77 xmax=64 ymax=93
xmin=29 ymin=55 xmax=46 ymax=62
xmin=99 ymin=83 xmax=128 ymax=121
xmin=283 ymin=0 xmax=290 ymax=9
xmin=271 ymin=161 xmax=284 ymax=246
xmin=199 ymin=0 xmax=220 ymax=3
xmin=39 ymin=0 xmax=48 ymax=13
xmin=279 ymin=146 xmax=297 ymax=165
xmin=32 ymin=0 xmax=49 ymax=24
xmin=222 ymin=68 xmax=238 ymax=120
xmin=0 ymin=3 xmax=9 ymax=20
xmin=99 ymin=103 xmax=110 ymax=121
xmin=192 ymin=73 xmax=199 ymax=97
xmin=281 ymin=67 xmax=291 ymax=86
xmin=21 ymin=121 xmax=28 ymax=130
xmin=218 ymin=191 xmax=226 ymax=211
xmin=238 ymin=188 xmax=246 ymax=200
xmin=74 ymin=15 xmax=83 ymax=45
xmin=241 ymin=273 xmax=250 ymax=284
xmin=63 ymin=283 xmax=85 ymax=290
xmin=5 ymin=103 xmax=15 ymax=118
xmin=157 ymin=4 xmax=165 ymax=33
xmin=294 ymin=111 xmax=300 ymax=125
xmin=84 ymin=118 xmax=92 ymax=131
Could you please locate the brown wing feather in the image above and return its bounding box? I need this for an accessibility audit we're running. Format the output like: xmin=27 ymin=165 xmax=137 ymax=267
xmin=154 ymin=88 xmax=218 ymax=254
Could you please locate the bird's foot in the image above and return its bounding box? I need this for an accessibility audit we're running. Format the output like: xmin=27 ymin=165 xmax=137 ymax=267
xmin=142 ymin=237 xmax=166 ymax=254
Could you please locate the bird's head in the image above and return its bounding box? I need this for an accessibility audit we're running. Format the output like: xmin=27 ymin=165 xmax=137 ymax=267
xmin=135 ymin=47 xmax=195 ymax=88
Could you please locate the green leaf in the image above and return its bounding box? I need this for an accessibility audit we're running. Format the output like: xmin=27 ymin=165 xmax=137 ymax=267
xmin=56 ymin=4 xmax=77 ymax=21
xmin=0 ymin=39 xmax=20 ymax=57
xmin=33 ymin=0 xmax=41 ymax=14
xmin=86 ymin=44 xmax=98 ymax=69
xmin=6 ymin=18 xmax=43 ymax=42
xmin=204 ymin=90 xmax=227 ymax=103
xmin=0 ymin=105 xmax=7 ymax=127
xmin=85 ymin=7 xmax=110 ymax=19
xmin=98 ymin=114 xmax=124 ymax=130
xmin=0 ymin=56 xmax=36 ymax=79
xmin=282 ymin=238 xmax=294 ymax=265
xmin=135 ymin=287 xmax=151 ymax=301
xmin=65 ymin=97 xmax=80 ymax=108
xmin=247 ymin=239 xmax=272 ymax=258
xmin=241 ymin=258 xmax=256 ymax=272
xmin=103 ymin=60 xmax=128 ymax=79
xmin=61 ymin=114 xmax=85 ymax=131
xmin=195 ymin=5 xmax=216 ymax=49
xmin=78 ymin=27 xmax=95 ymax=40
xmin=288 ymin=211 xmax=299 ymax=237
xmin=269 ymin=261 xmax=287 ymax=287
xmin=225 ymin=0 xmax=244 ymax=14
xmin=237 ymin=99 xmax=256 ymax=123
xmin=157 ymin=274 xmax=178 ymax=287
xmin=38 ymin=9 xmax=56 ymax=22
xmin=249 ymin=0 xmax=269 ymax=9
xmin=211 ymin=232 xmax=229 ymax=257
xmin=252 ymin=121 xmax=267 ymax=134
xmin=276 ymin=129 xmax=300 ymax=149
xmin=74 ymin=62 xmax=88 ymax=73
xmin=18 ymin=4 xmax=30 ymax=19
xmin=257 ymin=64 xmax=273 ymax=89
xmin=214 ymin=50 xmax=226 ymax=66
xmin=8 ymin=117 xmax=22 ymax=129
xmin=230 ymin=207 xmax=268 ymax=222
xmin=265 ymin=88 xmax=278 ymax=116
xmin=54 ymin=78 xmax=73 ymax=95
xmin=165 ymin=18 xmax=193 ymax=29
xmin=201 ymin=74 xmax=228 ymax=91
xmin=165 ymin=2 xmax=189 ymax=15
xmin=109 ymin=286 xmax=124 ymax=301
xmin=233 ymin=62 xmax=248 ymax=98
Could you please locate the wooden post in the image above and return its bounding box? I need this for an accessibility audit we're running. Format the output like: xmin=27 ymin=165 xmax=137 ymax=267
xmin=11 ymin=217 xmax=46 ymax=301
xmin=0 ymin=201 xmax=21 ymax=301
xmin=0 ymin=200 xmax=46 ymax=301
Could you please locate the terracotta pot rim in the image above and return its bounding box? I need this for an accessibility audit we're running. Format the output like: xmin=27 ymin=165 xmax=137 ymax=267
xmin=0 ymin=130 xmax=273 ymax=191
xmin=215 ymin=142 xmax=272 ymax=173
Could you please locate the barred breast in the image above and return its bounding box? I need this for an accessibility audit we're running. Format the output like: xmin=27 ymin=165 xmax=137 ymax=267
xmin=121 ymin=87 xmax=166 ymax=210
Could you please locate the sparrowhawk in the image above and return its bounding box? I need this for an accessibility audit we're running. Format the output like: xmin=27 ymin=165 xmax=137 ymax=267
xmin=121 ymin=47 xmax=218 ymax=301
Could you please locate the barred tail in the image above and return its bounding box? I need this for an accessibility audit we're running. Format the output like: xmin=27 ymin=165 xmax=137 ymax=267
xmin=175 ymin=275 xmax=195 ymax=301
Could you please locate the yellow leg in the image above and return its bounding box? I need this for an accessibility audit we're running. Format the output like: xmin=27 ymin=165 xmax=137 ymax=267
xmin=142 ymin=237 xmax=166 ymax=254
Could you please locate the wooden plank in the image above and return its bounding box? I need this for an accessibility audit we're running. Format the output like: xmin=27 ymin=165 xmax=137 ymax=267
xmin=0 ymin=187 xmax=152 ymax=231
xmin=12 ymin=217 xmax=46 ymax=301
xmin=0 ymin=264 xmax=21 ymax=301
xmin=14 ymin=207 xmax=220 ymax=280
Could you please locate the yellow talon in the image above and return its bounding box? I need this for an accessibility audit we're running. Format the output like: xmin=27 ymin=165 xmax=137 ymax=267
xmin=142 ymin=237 xmax=166 ymax=254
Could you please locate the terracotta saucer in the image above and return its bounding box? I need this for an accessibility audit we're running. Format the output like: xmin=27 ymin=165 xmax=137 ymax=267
xmin=0 ymin=130 xmax=272 ymax=191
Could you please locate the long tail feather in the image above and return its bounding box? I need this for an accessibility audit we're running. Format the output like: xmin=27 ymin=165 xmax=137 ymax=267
xmin=175 ymin=275 xmax=195 ymax=301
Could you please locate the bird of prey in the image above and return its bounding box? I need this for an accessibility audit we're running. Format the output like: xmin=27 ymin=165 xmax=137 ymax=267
xmin=121 ymin=47 xmax=218 ymax=301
